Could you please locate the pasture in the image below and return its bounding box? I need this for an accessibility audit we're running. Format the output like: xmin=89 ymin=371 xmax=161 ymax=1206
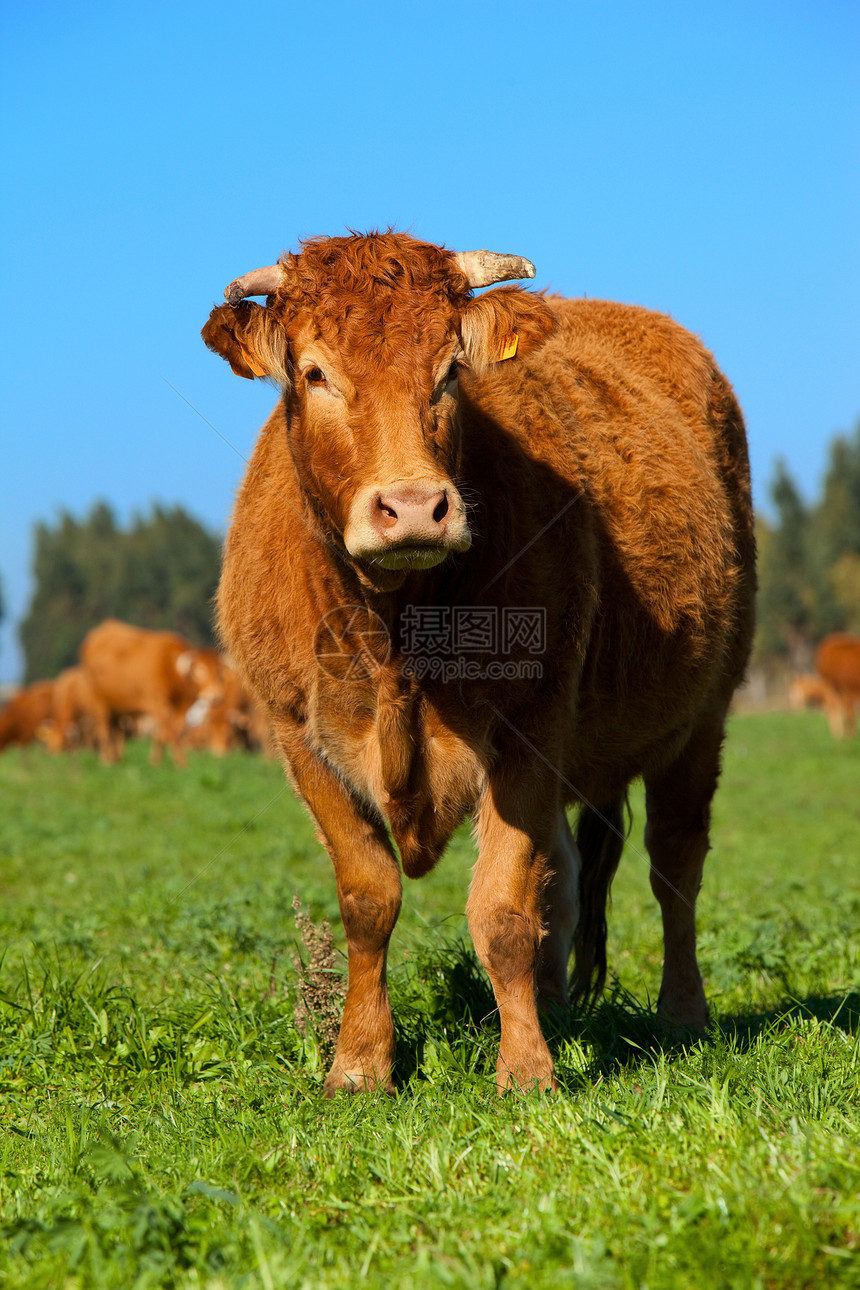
xmin=1 ymin=711 xmax=858 ymax=1288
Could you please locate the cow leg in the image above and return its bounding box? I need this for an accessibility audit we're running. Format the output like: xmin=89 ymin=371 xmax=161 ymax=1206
xmin=274 ymin=720 xmax=402 ymax=1094
xmin=151 ymin=708 xmax=187 ymax=768
xmin=91 ymin=698 xmax=116 ymax=764
xmin=167 ymin=714 xmax=188 ymax=768
xmin=468 ymin=773 xmax=559 ymax=1092
xmin=536 ymin=810 xmax=580 ymax=1012
xmin=825 ymin=695 xmax=847 ymax=738
xmin=644 ymin=715 xmax=727 ymax=1033
xmin=838 ymin=696 xmax=856 ymax=738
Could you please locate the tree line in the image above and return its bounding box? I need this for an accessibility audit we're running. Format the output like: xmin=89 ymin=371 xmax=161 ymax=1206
xmin=20 ymin=503 xmax=222 ymax=682
xmin=756 ymin=421 xmax=860 ymax=669
xmin=14 ymin=420 xmax=860 ymax=684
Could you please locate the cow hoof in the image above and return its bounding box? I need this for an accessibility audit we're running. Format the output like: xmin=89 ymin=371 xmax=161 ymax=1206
xmin=496 ymin=1072 xmax=560 ymax=1095
xmin=495 ymin=1054 xmax=558 ymax=1095
xmin=656 ymin=993 xmax=709 ymax=1039
xmin=323 ymin=1067 xmax=395 ymax=1096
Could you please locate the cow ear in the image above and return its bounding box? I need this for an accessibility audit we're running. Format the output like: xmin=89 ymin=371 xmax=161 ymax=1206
xmin=459 ymin=287 xmax=556 ymax=375
xmin=201 ymin=302 xmax=290 ymax=385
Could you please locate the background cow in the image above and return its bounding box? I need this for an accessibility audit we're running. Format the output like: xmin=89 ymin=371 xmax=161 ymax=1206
xmin=203 ymin=232 xmax=756 ymax=1094
xmin=788 ymin=673 xmax=833 ymax=712
xmin=80 ymin=619 xmax=224 ymax=765
xmin=815 ymin=632 xmax=860 ymax=737
xmin=41 ymin=665 xmax=99 ymax=752
xmin=0 ymin=680 xmax=55 ymax=751
xmin=183 ymin=659 xmax=275 ymax=755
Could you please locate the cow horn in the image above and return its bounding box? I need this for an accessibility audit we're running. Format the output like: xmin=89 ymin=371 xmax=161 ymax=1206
xmin=453 ymin=250 xmax=536 ymax=289
xmin=224 ymin=265 xmax=284 ymax=306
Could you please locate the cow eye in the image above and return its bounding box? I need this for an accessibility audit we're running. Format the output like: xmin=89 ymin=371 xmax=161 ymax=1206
xmin=446 ymin=361 xmax=461 ymax=385
xmin=305 ymin=367 xmax=327 ymax=386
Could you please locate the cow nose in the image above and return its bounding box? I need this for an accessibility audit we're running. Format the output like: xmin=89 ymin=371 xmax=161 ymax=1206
xmin=373 ymin=487 xmax=450 ymax=537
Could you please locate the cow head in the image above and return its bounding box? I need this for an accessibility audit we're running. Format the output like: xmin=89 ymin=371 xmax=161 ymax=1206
xmin=202 ymin=233 xmax=555 ymax=577
xmin=176 ymin=647 xmax=225 ymax=705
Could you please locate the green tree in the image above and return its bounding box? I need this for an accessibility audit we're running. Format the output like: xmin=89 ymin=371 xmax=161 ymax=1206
xmin=811 ymin=422 xmax=860 ymax=634
xmin=20 ymin=502 xmax=222 ymax=681
xmin=815 ymin=423 xmax=860 ymax=565
xmin=755 ymin=421 xmax=860 ymax=667
xmin=755 ymin=462 xmax=816 ymax=665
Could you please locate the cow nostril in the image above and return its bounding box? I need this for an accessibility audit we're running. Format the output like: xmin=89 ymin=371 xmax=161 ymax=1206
xmin=374 ymin=495 xmax=399 ymax=528
xmin=433 ymin=494 xmax=449 ymax=523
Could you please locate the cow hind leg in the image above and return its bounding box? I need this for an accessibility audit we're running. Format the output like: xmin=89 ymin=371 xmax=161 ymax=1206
xmin=570 ymin=797 xmax=626 ymax=1007
xmin=825 ymin=696 xmax=848 ymax=738
xmin=152 ymin=709 xmax=187 ymax=768
xmin=644 ymin=715 xmax=727 ymax=1034
xmin=536 ymin=811 xmax=581 ymax=1012
xmin=92 ymin=701 xmax=119 ymax=765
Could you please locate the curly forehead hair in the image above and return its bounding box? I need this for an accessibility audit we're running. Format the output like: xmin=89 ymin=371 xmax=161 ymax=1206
xmin=268 ymin=231 xmax=472 ymax=368
xmin=278 ymin=232 xmax=470 ymax=308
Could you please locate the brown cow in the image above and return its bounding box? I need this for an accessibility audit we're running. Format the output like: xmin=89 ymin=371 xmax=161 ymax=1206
xmin=41 ymin=666 xmax=100 ymax=752
xmin=815 ymin=632 xmax=860 ymax=737
xmin=183 ymin=659 xmax=273 ymax=755
xmin=787 ymin=671 xmax=840 ymax=725
xmin=0 ymin=679 xmax=55 ymax=751
xmin=788 ymin=673 xmax=830 ymax=711
xmin=80 ymin=619 xmax=224 ymax=765
xmin=203 ymin=232 xmax=756 ymax=1094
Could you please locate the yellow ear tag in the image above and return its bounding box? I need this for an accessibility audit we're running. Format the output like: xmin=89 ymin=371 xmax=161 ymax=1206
xmin=498 ymin=331 xmax=519 ymax=361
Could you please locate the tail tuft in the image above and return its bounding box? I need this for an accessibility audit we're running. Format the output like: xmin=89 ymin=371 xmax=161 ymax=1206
xmin=571 ymin=796 xmax=627 ymax=1006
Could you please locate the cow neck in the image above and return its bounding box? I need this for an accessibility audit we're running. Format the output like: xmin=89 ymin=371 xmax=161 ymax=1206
xmin=359 ymin=578 xmax=417 ymax=804
xmin=303 ymin=549 xmax=418 ymax=799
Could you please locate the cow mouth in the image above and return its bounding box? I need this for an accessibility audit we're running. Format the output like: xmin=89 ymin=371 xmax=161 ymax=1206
xmin=344 ymin=480 xmax=473 ymax=570
xmin=369 ymin=543 xmax=455 ymax=571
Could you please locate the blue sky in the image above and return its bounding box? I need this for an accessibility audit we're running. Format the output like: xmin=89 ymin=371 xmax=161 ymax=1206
xmin=1 ymin=0 xmax=857 ymax=682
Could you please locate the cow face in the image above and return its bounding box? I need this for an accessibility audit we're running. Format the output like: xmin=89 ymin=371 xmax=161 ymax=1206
xmin=202 ymin=234 xmax=555 ymax=575
xmin=176 ymin=648 xmax=224 ymax=705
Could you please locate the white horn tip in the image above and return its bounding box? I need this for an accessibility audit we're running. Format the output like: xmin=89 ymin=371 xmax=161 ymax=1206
xmin=454 ymin=250 xmax=536 ymax=289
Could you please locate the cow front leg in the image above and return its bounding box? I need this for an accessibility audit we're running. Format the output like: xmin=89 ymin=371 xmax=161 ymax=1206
xmin=91 ymin=697 xmax=117 ymax=764
xmin=468 ymin=776 xmax=559 ymax=1093
xmin=274 ymin=720 xmax=402 ymax=1094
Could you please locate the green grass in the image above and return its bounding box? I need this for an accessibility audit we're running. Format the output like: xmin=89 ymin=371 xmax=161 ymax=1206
xmin=0 ymin=711 xmax=858 ymax=1289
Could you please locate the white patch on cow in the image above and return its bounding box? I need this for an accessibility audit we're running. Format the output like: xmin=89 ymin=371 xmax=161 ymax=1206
xmin=176 ymin=651 xmax=194 ymax=678
xmin=185 ymin=697 xmax=210 ymax=728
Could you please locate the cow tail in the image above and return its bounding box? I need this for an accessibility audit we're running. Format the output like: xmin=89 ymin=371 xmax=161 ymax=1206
xmin=571 ymin=796 xmax=628 ymax=1007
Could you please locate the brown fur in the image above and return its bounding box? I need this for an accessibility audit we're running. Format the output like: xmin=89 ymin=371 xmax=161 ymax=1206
xmin=42 ymin=666 xmax=99 ymax=752
xmin=184 ymin=659 xmax=275 ymax=755
xmin=0 ymin=680 xmax=55 ymax=750
xmin=80 ymin=619 xmax=224 ymax=766
xmin=815 ymin=633 xmax=860 ymax=737
xmin=204 ymin=231 xmax=756 ymax=1093
xmin=788 ymin=673 xmax=832 ymax=711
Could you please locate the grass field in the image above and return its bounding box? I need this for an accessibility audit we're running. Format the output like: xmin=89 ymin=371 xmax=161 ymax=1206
xmin=1 ymin=711 xmax=858 ymax=1289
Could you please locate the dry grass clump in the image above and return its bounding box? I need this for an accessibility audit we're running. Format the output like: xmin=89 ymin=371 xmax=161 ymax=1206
xmin=291 ymin=895 xmax=345 ymax=1056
